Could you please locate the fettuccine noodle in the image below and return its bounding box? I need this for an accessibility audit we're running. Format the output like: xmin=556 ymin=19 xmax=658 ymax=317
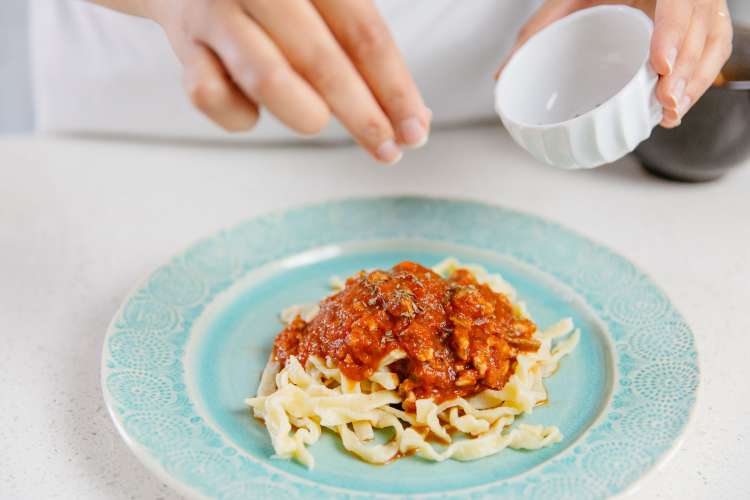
xmin=246 ymin=259 xmax=579 ymax=467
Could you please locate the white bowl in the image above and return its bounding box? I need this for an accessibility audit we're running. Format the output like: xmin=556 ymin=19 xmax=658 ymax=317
xmin=495 ymin=5 xmax=663 ymax=169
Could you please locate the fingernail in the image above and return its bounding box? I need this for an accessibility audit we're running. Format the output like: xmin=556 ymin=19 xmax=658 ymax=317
xmin=666 ymin=47 xmax=677 ymax=75
xmin=678 ymin=95 xmax=692 ymax=115
xmin=375 ymin=140 xmax=403 ymax=165
xmin=670 ymin=78 xmax=686 ymax=108
xmin=399 ymin=117 xmax=428 ymax=148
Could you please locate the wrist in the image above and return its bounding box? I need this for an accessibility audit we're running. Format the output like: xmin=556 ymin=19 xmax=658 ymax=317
xmin=139 ymin=0 xmax=176 ymax=26
xmin=88 ymin=0 xmax=175 ymax=25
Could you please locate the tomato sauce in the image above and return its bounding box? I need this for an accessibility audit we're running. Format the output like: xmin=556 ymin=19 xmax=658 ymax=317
xmin=272 ymin=262 xmax=539 ymax=411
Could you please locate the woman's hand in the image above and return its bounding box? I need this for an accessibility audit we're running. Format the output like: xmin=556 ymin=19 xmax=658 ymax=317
xmin=497 ymin=0 xmax=733 ymax=128
xmin=96 ymin=0 xmax=431 ymax=164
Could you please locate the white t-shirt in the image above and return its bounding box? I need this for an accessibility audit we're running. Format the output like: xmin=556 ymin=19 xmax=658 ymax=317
xmin=30 ymin=0 xmax=541 ymax=141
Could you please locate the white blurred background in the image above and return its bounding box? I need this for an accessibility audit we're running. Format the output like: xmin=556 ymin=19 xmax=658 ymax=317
xmin=0 ymin=0 xmax=32 ymax=133
xmin=1 ymin=0 xmax=749 ymax=134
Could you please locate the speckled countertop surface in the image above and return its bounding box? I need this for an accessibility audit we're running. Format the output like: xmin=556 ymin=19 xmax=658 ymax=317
xmin=1 ymin=125 xmax=749 ymax=499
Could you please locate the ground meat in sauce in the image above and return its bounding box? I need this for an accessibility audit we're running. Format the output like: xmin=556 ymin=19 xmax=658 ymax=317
xmin=272 ymin=261 xmax=539 ymax=411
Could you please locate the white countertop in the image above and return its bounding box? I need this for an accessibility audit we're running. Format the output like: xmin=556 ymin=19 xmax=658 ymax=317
xmin=1 ymin=125 xmax=749 ymax=499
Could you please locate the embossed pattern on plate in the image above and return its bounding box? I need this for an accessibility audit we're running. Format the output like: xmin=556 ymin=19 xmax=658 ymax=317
xmin=101 ymin=197 xmax=698 ymax=499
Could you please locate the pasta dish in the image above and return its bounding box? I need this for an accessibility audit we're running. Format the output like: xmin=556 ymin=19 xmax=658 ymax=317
xmin=246 ymin=259 xmax=579 ymax=467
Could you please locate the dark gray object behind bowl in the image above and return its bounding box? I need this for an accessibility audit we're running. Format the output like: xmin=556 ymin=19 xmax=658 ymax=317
xmin=634 ymin=26 xmax=750 ymax=182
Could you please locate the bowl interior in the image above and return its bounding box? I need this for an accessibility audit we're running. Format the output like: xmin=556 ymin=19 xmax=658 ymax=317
xmin=497 ymin=6 xmax=653 ymax=126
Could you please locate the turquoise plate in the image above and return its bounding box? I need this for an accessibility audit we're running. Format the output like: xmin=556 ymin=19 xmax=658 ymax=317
xmin=101 ymin=197 xmax=698 ymax=499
